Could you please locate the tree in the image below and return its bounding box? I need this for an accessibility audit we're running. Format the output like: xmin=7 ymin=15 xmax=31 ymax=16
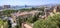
xmin=16 ymin=16 xmax=27 ymax=28
xmin=0 ymin=10 xmax=17 ymax=17
xmin=7 ymin=20 xmax=12 ymax=28
xmin=27 ymin=16 xmax=35 ymax=23
xmin=19 ymin=9 xmax=32 ymax=12
xmin=27 ymin=12 xmax=40 ymax=23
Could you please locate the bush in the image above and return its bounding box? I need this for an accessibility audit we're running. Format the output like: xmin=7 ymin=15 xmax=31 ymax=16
xmin=0 ymin=19 xmax=8 ymax=28
xmin=47 ymin=14 xmax=60 ymax=28
xmin=33 ymin=14 xmax=60 ymax=28
xmin=0 ymin=10 xmax=17 ymax=17
xmin=27 ymin=16 xmax=35 ymax=23
xmin=0 ymin=20 xmax=4 ymax=25
xmin=27 ymin=13 xmax=40 ymax=23
xmin=19 ymin=9 xmax=32 ymax=12
xmin=33 ymin=19 xmax=58 ymax=28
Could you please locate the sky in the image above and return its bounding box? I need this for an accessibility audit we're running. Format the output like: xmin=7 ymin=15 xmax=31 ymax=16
xmin=0 ymin=0 xmax=60 ymax=6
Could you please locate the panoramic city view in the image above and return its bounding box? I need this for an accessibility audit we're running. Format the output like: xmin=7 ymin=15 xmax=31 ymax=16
xmin=0 ymin=0 xmax=60 ymax=28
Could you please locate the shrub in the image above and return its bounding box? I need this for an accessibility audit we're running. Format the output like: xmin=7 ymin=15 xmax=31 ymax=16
xmin=27 ymin=12 xmax=40 ymax=23
xmin=33 ymin=19 xmax=58 ymax=28
xmin=33 ymin=14 xmax=60 ymax=28
xmin=27 ymin=16 xmax=35 ymax=23
xmin=0 ymin=20 xmax=4 ymax=25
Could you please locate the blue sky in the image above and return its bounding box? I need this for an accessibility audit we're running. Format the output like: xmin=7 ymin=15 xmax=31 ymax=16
xmin=0 ymin=0 xmax=60 ymax=6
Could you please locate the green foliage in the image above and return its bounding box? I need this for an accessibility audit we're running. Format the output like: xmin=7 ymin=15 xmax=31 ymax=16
xmin=16 ymin=16 xmax=23 ymax=28
xmin=19 ymin=8 xmax=32 ymax=11
xmin=2 ymin=10 xmax=17 ymax=14
xmin=0 ymin=19 xmax=8 ymax=28
xmin=47 ymin=14 xmax=60 ymax=28
xmin=33 ymin=14 xmax=60 ymax=28
xmin=0 ymin=10 xmax=17 ymax=16
xmin=27 ymin=16 xmax=35 ymax=23
xmin=0 ymin=20 xmax=4 ymax=25
xmin=33 ymin=19 xmax=58 ymax=28
xmin=38 ymin=7 xmax=44 ymax=11
xmin=27 ymin=13 xmax=40 ymax=23
xmin=8 ymin=20 xmax=12 ymax=28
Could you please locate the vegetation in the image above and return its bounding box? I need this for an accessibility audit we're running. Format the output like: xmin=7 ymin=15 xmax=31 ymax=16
xmin=16 ymin=16 xmax=24 ymax=28
xmin=0 ymin=19 xmax=4 ymax=25
xmin=0 ymin=7 xmax=45 ymax=28
xmin=19 ymin=8 xmax=32 ymax=12
xmin=0 ymin=19 xmax=8 ymax=28
xmin=2 ymin=10 xmax=17 ymax=14
xmin=27 ymin=16 xmax=35 ymax=23
xmin=39 ymin=7 xmax=44 ymax=11
xmin=27 ymin=12 xmax=40 ymax=23
xmin=0 ymin=10 xmax=17 ymax=16
xmin=33 ymin=14 xmax=60 ymax=28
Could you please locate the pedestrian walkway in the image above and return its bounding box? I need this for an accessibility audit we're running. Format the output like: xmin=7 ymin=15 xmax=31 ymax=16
xmin=24 ymin=23 xmax=32 ymax=28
